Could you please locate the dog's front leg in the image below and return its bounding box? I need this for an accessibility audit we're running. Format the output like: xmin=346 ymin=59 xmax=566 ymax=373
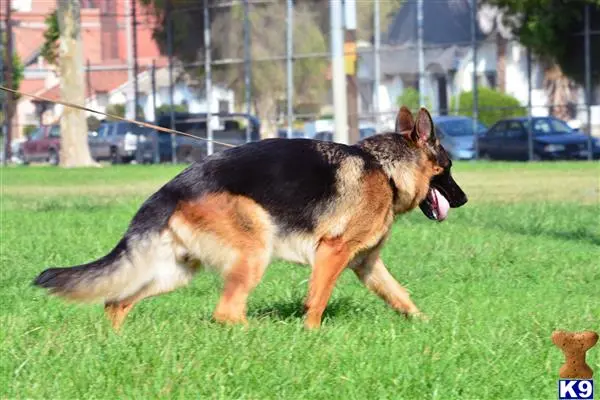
xmin=304 ymin=237 xmax=351 ymax=330
xmin=352 ymin=253 xmax=424 ymax=319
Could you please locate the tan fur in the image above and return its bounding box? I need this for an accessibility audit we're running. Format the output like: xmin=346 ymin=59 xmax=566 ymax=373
xmin=97 ymin=106 xmax=451 ymax=331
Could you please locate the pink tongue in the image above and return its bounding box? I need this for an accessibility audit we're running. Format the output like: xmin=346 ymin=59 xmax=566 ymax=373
xmin=432 ymin=189 xmax=450 ymax=221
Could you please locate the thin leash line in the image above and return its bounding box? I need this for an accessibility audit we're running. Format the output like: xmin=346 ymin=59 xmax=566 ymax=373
xmin=0 ymin=85 xmax=237 ymax=148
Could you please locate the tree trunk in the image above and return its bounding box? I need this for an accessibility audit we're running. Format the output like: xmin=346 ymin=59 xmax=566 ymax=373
xmin=544 ymin=63 xmax=577 ymax=121
xmin=57 ymin=0 xmax=98 ymax=167
xmin=496 ymin=33 xmax=507 ymax=93
xmin=253 ymin=96 xmax=278 ymax=139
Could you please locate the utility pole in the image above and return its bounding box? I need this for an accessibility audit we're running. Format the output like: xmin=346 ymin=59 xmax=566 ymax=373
xmin=243 ymin=0 xmax=252 ymax=141
xmin=0 ymin=2 xmax=5 ymax=165
xmin=373 ymin=0 xmax=381 ymax=130
xmin=204 ymin=0 xmax=213 ymax=156
xmin=417 ymin=0 xmax=425 ymax=107
xmin=132 ymin=0 xmax=140 ymax=120
xmin=4 ymin=0 xmax=13 ymax=164
xmin=470 ymin=0 xmax=479 ymax=160
xmin=330 ymin=0 xmax=348 ymax=145
xmin=166 ymin=0 xmax=176 ymax=163
xmin=125 ymin=0 xmax=135 ymax=119
xmin=344 ymin=0 xmax=359 ymax=144
xmin=151 ymin=59 xmax=159 ymax=164
xmin=584 ymin=4 xmax=593 ymax=161
xmin=286 ymin=0 xmax=293 ymax=139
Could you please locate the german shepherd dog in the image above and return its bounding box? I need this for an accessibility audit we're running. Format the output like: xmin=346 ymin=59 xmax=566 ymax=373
xmin=33 ymin=106 xmax=467 ymax=331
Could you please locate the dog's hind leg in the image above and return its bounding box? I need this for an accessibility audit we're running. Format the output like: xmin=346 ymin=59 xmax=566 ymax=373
xmin=352 ymin=254 xmax=422 ymax=319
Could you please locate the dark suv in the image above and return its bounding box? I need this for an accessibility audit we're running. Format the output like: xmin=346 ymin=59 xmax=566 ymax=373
xmin=478 ymin=116 xmax=600 ymax=160
xmin=88 ymin=121 xmax=156 ymax=164
xmin=154 ymin=112 xmax=261 ymax=163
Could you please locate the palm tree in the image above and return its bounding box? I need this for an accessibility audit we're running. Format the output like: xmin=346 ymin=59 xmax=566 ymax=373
xmin=477 ymin=3 xmax=512 ymax=93
xmin=477 ymin=2 xmax=579 ymax=121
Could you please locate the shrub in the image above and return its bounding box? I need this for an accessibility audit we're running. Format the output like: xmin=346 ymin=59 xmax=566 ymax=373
xmin=23 ymin=124 xmax=38 ymax=138
xmin=396 ymin=87 xmax=432 ymax=112
xmin=155 ymin=103 xmax=189 ymax=116
xmin=87 ymin=116 xmax=101 ymax=132
xmin=450 ymin=87 xmax=526 ymax=127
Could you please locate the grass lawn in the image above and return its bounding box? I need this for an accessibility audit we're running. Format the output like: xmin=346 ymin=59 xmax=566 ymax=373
xmin=1 ymin=161 xmax=599 ymax=399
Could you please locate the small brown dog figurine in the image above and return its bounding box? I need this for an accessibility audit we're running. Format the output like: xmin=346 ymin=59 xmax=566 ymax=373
xmin=552 ymin=330 xmax=599 ymax=379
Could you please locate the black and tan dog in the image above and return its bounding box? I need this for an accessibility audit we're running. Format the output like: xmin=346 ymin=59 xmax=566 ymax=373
xmin=33 ymin=106 xmax=467 ymax=331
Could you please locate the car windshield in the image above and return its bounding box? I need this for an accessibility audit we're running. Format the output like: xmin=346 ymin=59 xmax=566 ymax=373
xmin=523 ymin=118 xmax=574 ymax=136
xmin=437 ymin=119 xmax=487 ymax=137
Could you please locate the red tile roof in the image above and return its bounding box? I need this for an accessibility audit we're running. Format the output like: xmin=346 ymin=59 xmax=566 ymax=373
xmin=34 ymin=68 xmax=148 ymax=101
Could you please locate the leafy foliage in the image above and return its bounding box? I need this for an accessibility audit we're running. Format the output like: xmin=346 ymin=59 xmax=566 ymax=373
xmin=483 ymin=0 xmax=600 ymax=85
xmin=23 ymin=125 xmax=38 ymax=138
xmin=87 ymin=116 xmax=101 ymax=132
xmin=451 ymin=87 xmax=526 ymax=126
xmin=155 ymin=103 xmax=189 ymax=116
xmin=0 ymin=33 xmax=24 ymax=125
xmin=40 ymin=11 xmax=60 ymax=66
xmin=396 ymin=87 xmax=432 ymax=112
xmin=139 ymin=1 xmax=329 ymax=135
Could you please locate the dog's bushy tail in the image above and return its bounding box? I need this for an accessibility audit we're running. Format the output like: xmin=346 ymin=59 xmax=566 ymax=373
xmin=32 ymin=238 xmax=141 ymax=303
xmin=32 ymin=169 xmax=190 ymax=303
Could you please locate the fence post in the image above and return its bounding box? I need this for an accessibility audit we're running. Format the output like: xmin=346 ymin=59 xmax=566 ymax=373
xmin=470 ymin=0 xmax=479 ymax=160
xmin=151 ymin=59 xmax=159 ymax=164
xmin=167 ymin=1 xmax=177 ymax=164
xmin=373 ymin=0 xmax=381 ymax=129
xmin=584 ymin=4 xmax=593 ymax=161
xmin=204 ymin=0 xmax=213 ymax=156
xmin=0 ymin=8 xmax=4 ymax=165
xmin=243 ymin=0 xmax=252 ymax=142
xmin=526 ymin=46 xmax=534 ymax=161
xmin=286 ymin=0 xmax=293 ymax=139
xmin=330 ymin=0 xmax=348 ymax=144
xmin=417 ymin=0 xmax=425 ymax=107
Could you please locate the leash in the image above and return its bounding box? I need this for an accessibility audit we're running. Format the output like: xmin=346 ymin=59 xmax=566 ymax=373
xmin=0 ymin=85 xmax=237 ymax=148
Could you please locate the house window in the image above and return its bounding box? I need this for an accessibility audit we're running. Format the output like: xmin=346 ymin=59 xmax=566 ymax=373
xmin=218 ymin=100 xmax=229 ymax=113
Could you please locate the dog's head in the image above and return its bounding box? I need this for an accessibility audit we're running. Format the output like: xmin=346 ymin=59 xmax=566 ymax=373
xmin=395 ymin=106 xmax=468 ymax=221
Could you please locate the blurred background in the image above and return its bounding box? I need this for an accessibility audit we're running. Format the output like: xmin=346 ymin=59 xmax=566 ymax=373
xmin=1 ymin=0 xmax=599 ymax=166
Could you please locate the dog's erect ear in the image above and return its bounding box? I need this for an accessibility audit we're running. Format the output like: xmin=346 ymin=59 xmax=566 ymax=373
xmin=410 ymin=107 xmax=435 ymax=145
xmin=395 ymin=106 xmax=414 ymax=134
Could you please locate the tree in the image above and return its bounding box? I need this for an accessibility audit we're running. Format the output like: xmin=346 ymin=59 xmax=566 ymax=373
xmin=477 ymin=4 xmax=512 ymax=93
xmin=0 ymin=34 xmax=24 ymax=136
xmin=482 ymin=0 xmax=600 ymax=88
xmin=56 ymin=0 xmax=97 ymax=167
xmin=40 ymin=11 xmax=60 ymax=66
xmin=140 ymin=1 xmax=329 ymax=138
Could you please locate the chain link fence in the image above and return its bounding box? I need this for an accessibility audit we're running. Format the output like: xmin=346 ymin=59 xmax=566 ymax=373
xmin=4 ymin=0 xmax=599 ymax=164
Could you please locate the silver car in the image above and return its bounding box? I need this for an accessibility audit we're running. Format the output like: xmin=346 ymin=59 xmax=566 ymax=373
xmin=432 ymin=116 xmax=488 ymax=160
xmin=88 ymin=121 xmax=155 ymax=164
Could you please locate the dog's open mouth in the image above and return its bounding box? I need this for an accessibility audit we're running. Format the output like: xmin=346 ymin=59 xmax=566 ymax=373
xmin=419 ymin=188 xmax=450 ymax=222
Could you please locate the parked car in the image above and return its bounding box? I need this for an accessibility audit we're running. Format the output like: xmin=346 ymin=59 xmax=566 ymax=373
xmin=477 ymin=116 xmax=600 ymax=161
xmin=88 ymin=121 xmax=156 ymax=164
xmin=432 ymin=116 xmax=487 ymax=160
xmin=311 ymin=125 xmax=378 ymax=142
xmin=277 ymin=129 xmax=307 ymax=139
xmin=21 ymin=125 xmax=61 ymax=165
xmin=154 ymin=112 xmax=261 ymax=163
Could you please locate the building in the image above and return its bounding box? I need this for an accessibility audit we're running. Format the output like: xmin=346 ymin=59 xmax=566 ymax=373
xmin=357 ymin=0 xmax=600 ymax=133
xmin=11 ymin=0 xmax=234 ymax=138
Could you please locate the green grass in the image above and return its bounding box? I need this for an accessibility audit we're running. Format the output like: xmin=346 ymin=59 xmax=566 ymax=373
xmin=1 ymin=162 xmax=599 ymax=399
